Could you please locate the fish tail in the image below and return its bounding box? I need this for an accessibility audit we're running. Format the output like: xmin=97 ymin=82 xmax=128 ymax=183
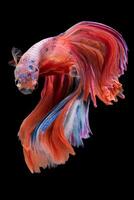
xmin=63 ymin=21 xmax=128 ymax=105
xmin=19 ymin=75 xmax=88 ymax=172
xmin=20 ymin=75 xmax=92 ymax=172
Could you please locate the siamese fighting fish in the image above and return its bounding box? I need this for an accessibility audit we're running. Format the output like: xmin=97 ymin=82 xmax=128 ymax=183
xmin=12 ymin=21 xmax=128 ymax=173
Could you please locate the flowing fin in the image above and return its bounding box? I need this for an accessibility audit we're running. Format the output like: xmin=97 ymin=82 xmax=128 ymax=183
xmin=31 ymin=92 xmax=76 ymax=143
xmin=64 ymin=97 xmax=92 ymax=147
xmin=62 ymin=21 xmax=128 ymax=105
xmin=11 ymin=47 xmax=22 ymax=65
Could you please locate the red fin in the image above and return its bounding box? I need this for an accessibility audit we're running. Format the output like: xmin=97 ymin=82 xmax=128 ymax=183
xmin=62 ymin=21 xmax=128 ymax=105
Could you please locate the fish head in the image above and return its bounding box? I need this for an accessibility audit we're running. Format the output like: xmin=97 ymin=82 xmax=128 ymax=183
xmin=14 ymin=57 xmax=39 ymax=95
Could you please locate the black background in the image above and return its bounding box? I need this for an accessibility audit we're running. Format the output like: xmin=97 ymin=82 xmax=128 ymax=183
xmin=0 ymin=1 xmax=131 ymax=194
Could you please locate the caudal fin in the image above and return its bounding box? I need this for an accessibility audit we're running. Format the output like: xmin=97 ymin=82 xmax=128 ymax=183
xmin=63 ymin=21 xmax=128 ymax=106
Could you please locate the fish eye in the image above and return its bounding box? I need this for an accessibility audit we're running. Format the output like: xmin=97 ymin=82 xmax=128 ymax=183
xmin=15 ymin=79 xmax=21 ymax=87
xmin=28 ymin=65 xmax=38 ymax=72
xmin=28 ymin=65 xmax=34 ymax=70
xmin=15 ymin=79 xmax=19 ymax=85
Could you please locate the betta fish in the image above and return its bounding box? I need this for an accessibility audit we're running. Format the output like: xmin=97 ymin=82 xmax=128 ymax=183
xmin=12 ymin=21 xmax=128 ymax=173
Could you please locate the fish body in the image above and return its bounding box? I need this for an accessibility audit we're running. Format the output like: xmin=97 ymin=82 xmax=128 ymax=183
xmin=13 ymin=21 xmax=128 ymax=173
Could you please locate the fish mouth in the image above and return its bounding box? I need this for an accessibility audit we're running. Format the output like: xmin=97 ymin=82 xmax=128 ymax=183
xmin=17 ymin=82 xmax=38 ymax=95
xmin=19 ymin=88 xmax=34 ymax=95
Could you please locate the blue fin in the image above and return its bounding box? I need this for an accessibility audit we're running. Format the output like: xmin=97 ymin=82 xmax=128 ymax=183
xmin=31 ymin=93 xmax=74 ymax=143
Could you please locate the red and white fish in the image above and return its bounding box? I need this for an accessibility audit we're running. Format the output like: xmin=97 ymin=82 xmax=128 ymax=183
xmin=12 ymin=21 xmax=128 ymax=173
